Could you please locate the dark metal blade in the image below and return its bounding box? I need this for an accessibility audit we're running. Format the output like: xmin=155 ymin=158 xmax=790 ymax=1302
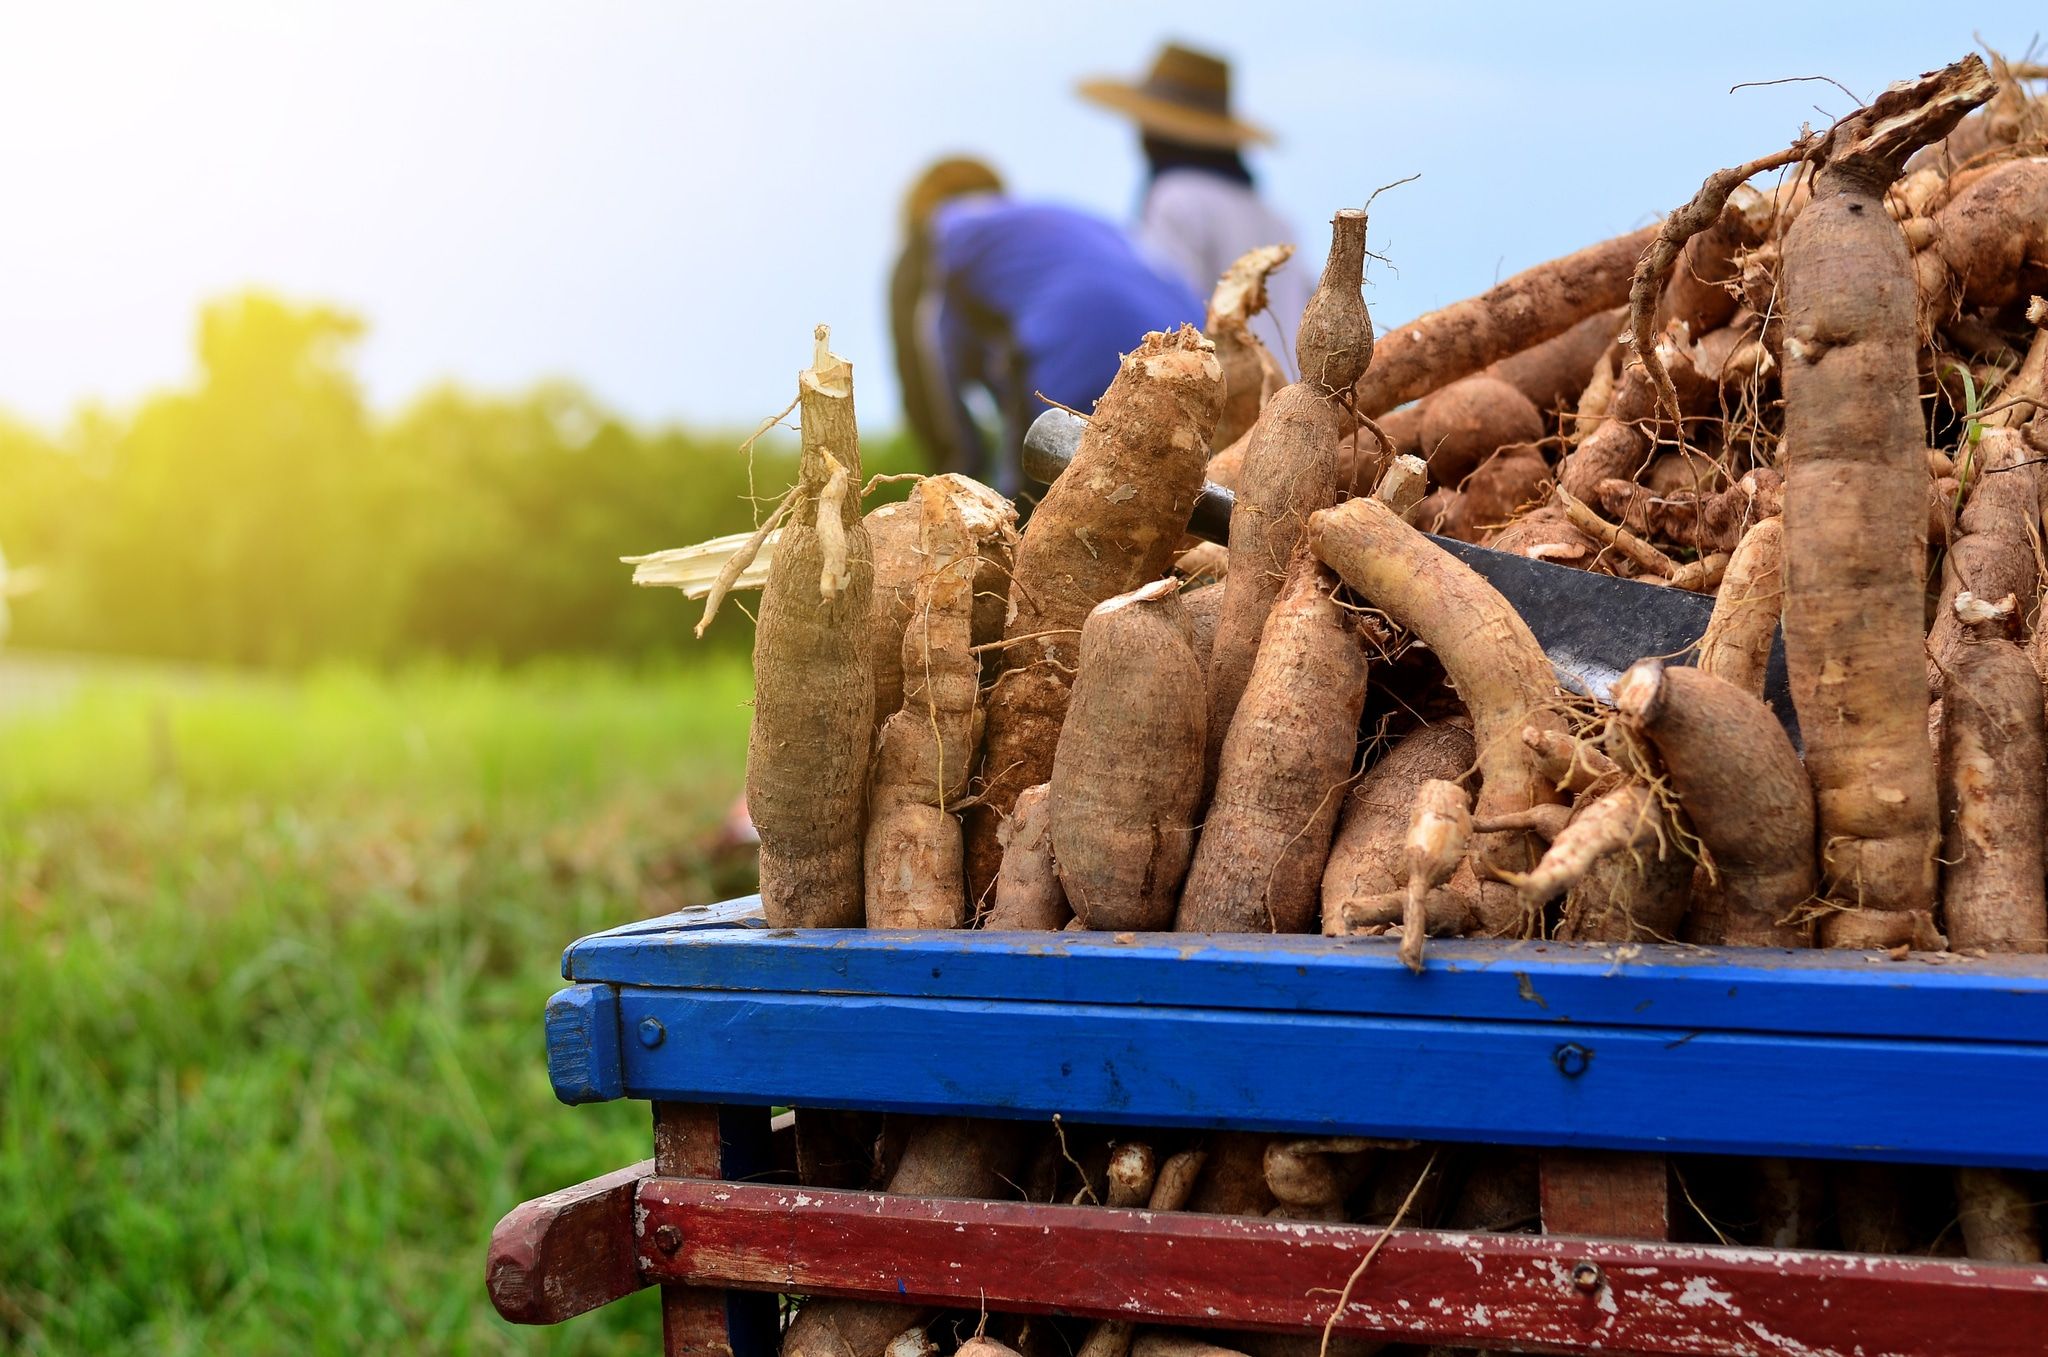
xmin=1022 ymin=407 xmax=1798 ymax=737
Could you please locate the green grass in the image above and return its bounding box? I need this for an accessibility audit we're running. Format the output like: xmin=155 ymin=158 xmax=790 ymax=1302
xmin=0 ymin=656 xmax=762 ymax=1354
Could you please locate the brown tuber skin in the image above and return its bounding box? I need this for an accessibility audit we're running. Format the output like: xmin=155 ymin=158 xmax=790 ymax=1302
xmin=1178 ymin=549 xmax=1370 ymax=935
xmin=1050 ymin=581 xmax=1207 ymax=930
xmin=1294 ymin=209 xmax=1373 ymax=393
xmin=1939 ymin=606 xmax=2046 ymax=1264
xmin=1353 ymin=225 xmax=1658 ymax=416
xmin=1695 ymin=516 xmax=1785 ymax=698
xmin=1927 ymin=428 xmax=2042 ymax=688
xmin=1322 ymin=724 xmax=1478 ymax=935
xmin=1594 ymin=468 xmax=1783 ymax=555
xmin=1204 ymin=214 xmax=1366 ymax=782
xmin=1438 ymin=443 xmax=1550 ymax=543
xmin=984 ymin=783 xmax=1069 ymax=930
xmin=1401 ymin=779 xmax=1472 ymax=971
xmin=1613 ymin=661 xmax=1815 ymax=947
xmin=1310 ymin=497 xmax=1566 ymax=934
xmin=1939 ymin=618 xmax=2048 ymax=954
xmin=1414 ymin=375 xmax=1544 ymax=487
xmin=748 ymin=329 xmax=874 ymax=928
xmin=1780 ymin=56 xmax=1993 ymax=939
xmin=966 ymin=326 xmax=1224 ymax=903
xmin=864 ymin=482 xmax=982 ymax=930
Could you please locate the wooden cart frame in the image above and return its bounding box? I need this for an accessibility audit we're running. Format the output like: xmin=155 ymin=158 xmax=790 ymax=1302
xmin=488 ymin=897 xmax=2048 ymax=1356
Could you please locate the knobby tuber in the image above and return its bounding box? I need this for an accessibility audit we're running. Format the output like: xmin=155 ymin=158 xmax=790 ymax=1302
xmin=984 ymin=783 xmax=1069 ymax=930
xmin=1781 ymin=57 xmax=1993 ymax=940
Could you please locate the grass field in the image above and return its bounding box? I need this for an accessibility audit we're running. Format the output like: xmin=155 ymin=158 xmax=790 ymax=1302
xmin=0 ymin=655 xmax=761 ymax=1355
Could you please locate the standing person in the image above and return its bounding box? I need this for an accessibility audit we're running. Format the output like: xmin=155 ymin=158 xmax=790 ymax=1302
xmin=890 ymin=156 xmax=1203 ymax=498
xmin=1079 ymin=42 xmax=1310 ymax=363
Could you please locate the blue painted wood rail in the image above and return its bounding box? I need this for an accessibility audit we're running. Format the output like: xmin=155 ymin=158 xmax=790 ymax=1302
xmin=546 ymin=898 xmax=2048 ymax=1169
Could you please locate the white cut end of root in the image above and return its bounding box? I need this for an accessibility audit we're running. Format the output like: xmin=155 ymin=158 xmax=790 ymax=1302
xmin=623 ymin=531 xmax=779 ymax=596
xmin=1373 ymin=454 xmax=1430 ymax=516
xmin=803 ymin=323 xmax=852 ymax=398
xmin=1094 ymin=576 xmax=1180 ymax=616
xmin=1953 ymin=590 xmax=2016 ymax=624
xmin=2029 ymin=295 xmax=2047 ymax=327
xmin=816 ymin=453 xmax=852 ymax=600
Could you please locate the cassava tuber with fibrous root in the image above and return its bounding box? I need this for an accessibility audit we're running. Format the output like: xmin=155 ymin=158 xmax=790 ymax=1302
xmin=1179 ymin=547 xmax=1371 ymax=935
xmin=1322 ymin=723 xmax=1478 ymax=936
xmin=1781 ymin=55 xmax=1993 ymax=942
xmin=1204 ymin=211 xmax=1367 ymax=784
xmin=983 ymin=783 xmax=1068 ymax=931
xmin=1310 ymin=497 xmax=1565 ymax=934
xmin=864 ymin=480 xmax=983 ymax=930
xmin=1613 ymin=661 xmax=1815 ymax=948
xmin=966 ymin=326 xmax=1224 ymax=904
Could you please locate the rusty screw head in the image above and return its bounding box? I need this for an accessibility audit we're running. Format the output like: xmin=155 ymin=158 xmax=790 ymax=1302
xmin=1553 ymin=1043 xmax=1592 ymax=1077
xmin=654 ymin=1223 xmax=683 ymax=1255
xmin=1572 ymin=1262 xmax=1603 ymax=1293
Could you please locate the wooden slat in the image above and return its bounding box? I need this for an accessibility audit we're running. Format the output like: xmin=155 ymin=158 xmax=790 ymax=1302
xmin=485 ymin=1158 xmax=652 ymax=1324
xmin=638 ymin=1177 xmax=2048 ymax=1357
xmin=603 ymin=989 xmax=2048 ymax=1167
xmin=1540 ymin=1150 xmax=1670 ymax=1240
xmin=561 ymin=925 xmax=2048 ymax=1044
xmin=653 ymin=1104 xmax=780 ymax=1357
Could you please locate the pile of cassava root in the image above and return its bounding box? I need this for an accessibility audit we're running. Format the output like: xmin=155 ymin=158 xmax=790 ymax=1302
xmin=640 ymin=51 xmax=2048 ymax=1357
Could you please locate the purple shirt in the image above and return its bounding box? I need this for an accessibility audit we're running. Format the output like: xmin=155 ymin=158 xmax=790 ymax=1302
xmin=919 ymin=195 xmax=1203 ymax=491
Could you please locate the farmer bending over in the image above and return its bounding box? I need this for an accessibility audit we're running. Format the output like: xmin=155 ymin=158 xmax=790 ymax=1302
xmin=890 ymin=156 xmax=1202 ymax=499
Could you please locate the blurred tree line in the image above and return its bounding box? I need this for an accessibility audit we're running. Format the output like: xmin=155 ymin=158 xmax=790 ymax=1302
xmin=0 ymin=293 xmax=916 ymax=666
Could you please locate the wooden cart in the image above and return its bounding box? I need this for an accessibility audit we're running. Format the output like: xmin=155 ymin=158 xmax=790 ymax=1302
xmin=487 ymin=897 xmax=2048 ymax=1355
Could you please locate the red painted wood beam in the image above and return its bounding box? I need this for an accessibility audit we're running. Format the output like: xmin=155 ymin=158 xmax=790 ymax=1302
xmin=486 ymin=1158 xmax=651 ymax=1324
xmin=636 ymin=1177 xmax=2048 ymax=1357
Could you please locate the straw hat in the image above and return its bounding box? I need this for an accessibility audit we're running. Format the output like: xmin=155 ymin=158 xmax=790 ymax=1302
xmin=1078 ymin=43 xmax=1272 ymax=150
xmin=901 ymin=155 xmax=1004 ymax=230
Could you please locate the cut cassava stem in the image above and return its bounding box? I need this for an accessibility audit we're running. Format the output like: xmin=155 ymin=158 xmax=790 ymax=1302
xmin=1780 ymin=56 xmax=1993 ymax=937
xmin=1310 ymin=496 xmax=1566 ymax=933
xmin=1205 ymin=213 xmax=1367 ymax=783
xmin=746 ymin=327 xmax=874 ymax=929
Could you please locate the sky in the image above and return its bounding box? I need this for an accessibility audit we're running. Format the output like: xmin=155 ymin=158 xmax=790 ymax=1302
xmin=0 ymin=2 xmax=2039 ymax=434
